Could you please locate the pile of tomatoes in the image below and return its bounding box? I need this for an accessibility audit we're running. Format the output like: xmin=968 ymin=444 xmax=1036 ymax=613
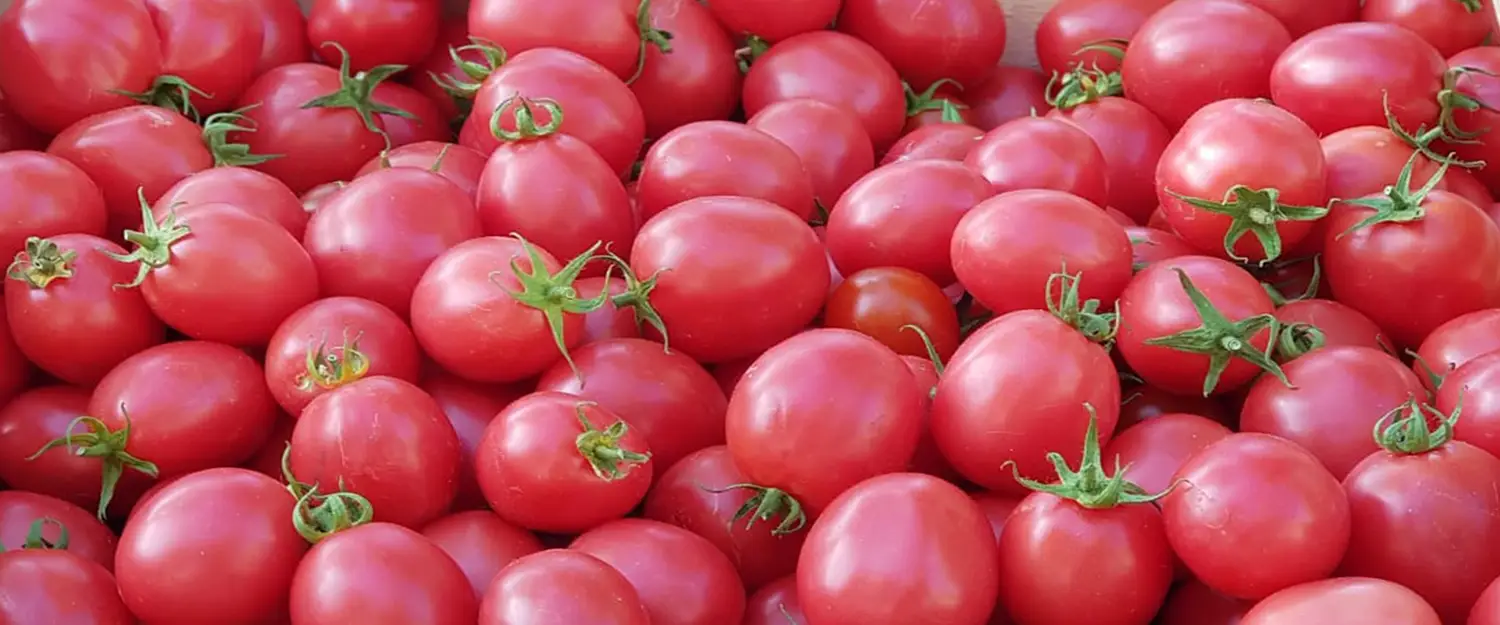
xmin=5 ymin=0 xmax=1500 ymax=623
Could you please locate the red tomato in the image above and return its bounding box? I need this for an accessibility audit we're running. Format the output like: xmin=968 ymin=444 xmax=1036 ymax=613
xmin=467 ymin=0 xmax=637 ymax=80
xmin=1241 ymin=577 xmax=1440 ymax=625
xmin=964 ymin=65 xmax=1051 ymax=131
xmin=1274 ymin=299 xmax=1392 ymax=358
xmin=747 ymin=99 xmax=875 ymax=209
xmin=0 ymin=151 xmax=107 ymax=258
xmin=477 ymin=549 xmax=650 ymax=625
xmin=263 ymin=297 xmax=423 ymax=416
xmin=291 ymin=522 xmax=478 ymax=625
xmin=705 ymin=0 xmax=837 ymax=43
xmin=1438 ymin=350 xmax=1500 ymax=461
xmin=743 ymin=576 xmax=807 ymax=625
xmin=1239 ymin=0 xmax=1359 ymax=36
xmin=0 ymin=546 xmax=134 ymax=625
xmin=880 ymin=123 xmax=985 ymax=165
xmin=1321 ymin=126 xmax=1446 ymax=202
xmin=355 ymin=141 xmax=488 ymax=199
xmin=1162 ymin=433 xmax=1351 ymax=599
xmin=835 ymin=0 xmax=1006 ymax=90
xmin=573 ymin=276 xmax=641 ymax=345
xmin=142 ymin=0 xmax=263 ymax=116
xmin=1415 ymin=308 xmax=1500 ymax=390
xmin=1156 ymin=578 xmax=1250 ymax=625
xmin=1050 ymin=96 xmax=1172 ymax=224
xmin=571 ymin=519 xmax=746 ymax=625
xmin=636 ymin=121 xmax=815 ymax=222
xmin=964 ymin=116 xmax=1109 ymax=206
xmin=409 ymin=20 xmax=484 ymax=123
xmin=1449 ymin=47 xmax=1500 ymax=196
xmin=742 ymin=31 xmax=906 ymax=149
xmin=1033 ymin=0 xmax=1173 ymax=76
xmin=155 ymin=166 xmax=310 ymax=238
xmin=1117 ymin=382 xmax=1232 ymax=433
xmin=421 ymin=372 xmax=528 ymax=511
xmin=1364 ymin=0 xmax=1493 ymax=58
xmin=1270 ymin=23 xmax=1445 ymax=136
xmin=0 ymin=491 xmax=115 ymax=571
xmin=5 ymin=234 xmax=165 ymax=386
xmin=1474 ymin=575 xmax=1500 ymax=625
xmin=370 ymin=82 xmax=451 ymax=147
xmin=308 ymin=0 xmax=440 ymax=71
xmin=630 ymin=0 xmax=741 ymax=138
xmin=116 ymin=468 xmax=307 ymax=625
xmin=798 ymin=473 xmax=999 ymax=624
xmin=1126 ymin=226 xmax=1197 ymax=271
xmin=421 ymin=510 xmax=544 ymax=599
xmin=0 ymin=386 xmax=149 ymax=516
xmin=475 ymin=391 xmax=653 ymax=533
xmin=248 ymin=0 xmax=309 ymax=75
xmin=822 ymin=267 xmax=960 ymax=359
xmin=0 ymin=92 xmax=47 ymax=153
xmin=1104 ymin=412 xmax=1232 ymax=495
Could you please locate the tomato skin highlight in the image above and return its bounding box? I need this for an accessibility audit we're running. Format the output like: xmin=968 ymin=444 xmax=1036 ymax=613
xmin=747 ymin=99 xmax=875 ymax=209
xmin=308 ymin=0 xmax=440 ymax=71
xmin=477 ymin=549 xmax=651 ymax=625
xmin=1034 ymin=0 xmax=1173 ymax=77
xmin=835 ymin=0 xmax=1007 ymax=90
xmin=822 ymin=266 xmax=961 ymax=360
xmin=1104 ymin=412 xmax=1232 ymax=496
xmin=290 ymin=522 xmax=479 ymax=625
xmin=1241 ymin=577 xmax=1441 ymax=625
xmin=571 ymin=518 xmax=747 ymax=625
xmin=629 ymin=0 xmax=742 ymax=139
xmin=1269 ymin=22 xmax=1446 ymax=137
xmin=155 ymin=166 xmax=311 ymax=239
xmin=1050 ymin=96 xmax=1172 ymax=224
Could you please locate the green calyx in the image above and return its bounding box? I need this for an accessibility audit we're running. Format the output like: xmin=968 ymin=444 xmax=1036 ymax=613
xmin=574 ymin=402 xmax=651 ymax=480
xmin=0 ymin=518 xmax=69 ymax=552
xmin=1386 ymin=88 xmax=1488 ymax=169
xmin=114 ymin=75 xmax=211 ymax=121
xmin=1259 ymin=256 xmax=1322 ymax=306
xmin=430 ymin=38 xmax=508 ymax=102
xmin=100 ymin=189 xmax=193 ymax=289
xmin=296 ymin=331 xmax=371 ymax=392
xmin=1008 ymin=403 xmax=1168 ymax=508
xmin=1273 ymin=322 xmax=1325 ymax=362
xmin=27 ymin=409 xmax=160 ymax=520
xmin=592 ymin=250 xmax=671 ymax=351
xmin=301 ymin=42 xmax=413 ymax=148
xmin=1456 ymin=0 xmax=1484 ymax=11
xmin=1046 ymin=40 xmax=1127 ymax=110
xmin=1166 ymin=186 xmax=1328 ymax=264
xmin=1335 ymin=151 xmax=1447 ymax=238
xmin=1372 ymin=395 xmax=1461 ymax=455
xmin=490 ymin=234 xmax=611 ymax=380
xmin=904 ymin=78 xmax=966 ymax=119
xmin=627 ymin=0 xmax=675 ymax=84
xmin=201 ymin=107 xmax=281 ymax=167
xmin=1045 ymin=270 xmax=1118 ymax=345
xmin=1409 ymin=350 xmax=1450 ymax=391
xmin=736 ymin=35 xmax=770 ymax=74
xmin=1143 ymin=268 xmax=1292 ymax=396
xmin=703 ymin=483 xmax=807 ymax=536
xmin=900 ymin=324 xmax=946 ymax=399
xmin=282 ymin=445 xmax=375 ymax=544
xmin=488 ymin=95 xmax=564 ymax=142
xmin=6 ymin=237 xmax=76 ymax=289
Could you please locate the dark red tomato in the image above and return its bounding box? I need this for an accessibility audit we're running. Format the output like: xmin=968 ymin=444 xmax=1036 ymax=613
xmin=629 ymin=196 xmax=828 ymax=363
xmin=291 ymin=522 xmax=478 ymax=625
xmin=823 ymin=267 xmax=960 ymax=360
xmin=932 ymin=311 xmax=1120 ymax=495
xmin=799 ymin=473 xmax=998 ymax=623
xmin=1157 ymin=99 xmax=1326 ymax=262
xmin=0 ymin=0 xmax=162 ymax=134
xmin=5 ymin=234 xmax=165 ymax=386
xmin=953 ymin=189 xmax=1133 ymax=315
xmin=1242 ymin=577 xmax=1440 ymax=625
xmin=1415 ymin=308 xmax=1500 ymax=390
xmin=1270 ymin=23 xmax=1446 ymax=136
xmin=1117 ymin=256 xmax=1279 ymax=396
xmin=0 ymin=151 xmax=107 ymax=257
xmin=143 ymin=0 xmax=263 ymax=116
xmin=1449 ymin=47 xmax=1500 ymax=197
xmin=421 ymin=510 xmax=544 ymax=599
xmin=1440 ymin=351 xmax=1500 ymax=459
xmin=1275 ymin=299 xmax=1392 ymax=357
xmin=642 ymin=445 xmax=805 ymax=590
xmin=0 ymin=92 xmax=47 ymax=153
xmin=248 ymin=0 xmax=309 ymax=75
xmin=47 ymin=105 xmax=214 ymax=234
xmin=835 ymin=0 xmax=1006 ymax=90
xmin=880 ymin=123 xmax=984 ymax=165
xmin=573 ymin=276 xmax=640 ymax=345
xmin=355 ymin=141 xmax=488 ymax=200
xmin=0 ymin=547 xmax=134 ymax=625
xmin=478 ymin=549 xmax=650 ymax=625
xmin=726 ymin=330 xmax=924 ymax=517
xmin=1126 ymin=226 xmax=1197 ymax=271
xmin=263 ymin=296 xmax=422 ymax=416
xmin=421 ymin=372 xmax=528 ymax=511
xmin=1365 ymin=0 xmax=1493 ymax=58
xmin=116 ymin=468 xmax=307 ymax=625
xmin=0 ymin=386 xmax=151 ymax=516
xmin=1104 ymin=413 xmax=1232 ymax=495
xmin=468 ymin=0 xmax=636 ymax=80
xmin=631 ymin=0 xmax=741 ymax=139
xmin=460 ymin=48 xmax=645 ymax=178
xmin=291 ymin=376 xmax=461 ymax=529
xmin=241 ymin=410 xmax=295 ymax=479
xmin=747 ymin=99 xmax=875 ymax=209
xmin=571 ymin=519 xmax=746 ymax=625
xmin=742 ymin=31 xmax=907 ymax=149
xmin=966 ymin=116 xmax=1111 ymax=206
xmin=371 ymin=82 xmax=451 ymax=147
xmin=636 ymin=121 xmax=815 ymax=222
xmin=1034 ymin=0 xmax=1173 ymax=76
xmin=1162 ymin=433 xmax=1350 ymax=599
xmin=1050 ymin=96 xmax=1172 ymax=224
xmin=0 ymin=491 xmax=116 ymax=571
xmin=118 ymin=202 xmax=319 ymax=347
xmin=1118 ymin=382 xmax=1232 ymax=433
xmin=963 ymin=65 xmax=1051 ymax=131
xmin=155 ymin=166 xmax=310 ymax=238
xmin=705 ymin=0 xmax=837 ymax=43
xmin=309 ymin=0 xmax=440 ymax=71
xmin=826 ymin=159 xmax=993 ymax=287
xmin=743 ymin=576 xmax=806 ymax=625
xmin=1157 ymin=579 xmax=1249 ymax=625
xmin=1239 ymin=0 xmax=1359 ymax=37
xmin=1122 ymin=0 xmax=1291 ymax=131
xmin=535 ymin=338 xmax=727 ymax=474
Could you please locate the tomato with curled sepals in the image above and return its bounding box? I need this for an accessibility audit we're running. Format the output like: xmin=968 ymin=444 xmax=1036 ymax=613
xmin=1415 ymin=308 xmax=1500 ymax=391
xmin=1126 ymin=227 xmax=1196 ymax=271
xmin=1273 ymin=299 xmax=1392 ymax=360
xmin=0 ymin=491 xmax=115 ymax=571
xmin=743 ymin=576 xmax=806 ymax=625
xmin=1034 ymin=0 xmax=1172 ymax=77
xmin=880 ymin=122 xmax=984 ymax=165
xmin=964 ymin=116 xmax=1108 ymax=206
xmin=0 ymin=542 xmax=134 ymax=625
xmin=116 ymin=468 xmax=307 ymax=625
xmin=1363 ymin=0 xmax=1492 ymax=59
xmin=1156 ymin=578 xmax=1249 ymax=625
xmin=475 ymin=391 xmax=653 ymax=533
xmin=636 ymin=121 xmax=815 ymax=222
xmin=1320 ymin=126 xmax=1447 ymax=205
xmin=421 ymin=372 xmax=528 ymax=512
xmin=835 ymin=0 xmax=1006 ymax=90
xmin=1162 ymin=433 xmax=1350 ymax=599
xmin=1270 ymin=23 xmax=1445 ymax=137
xmin=742 ymin=31 xmax=907 ymax=150
xmin=631 ymin=0 xmax=741 ymax=139
xmin=264 ymin=297 xmax=422 ymax=416
xmin=356 ymin=141 xmax=487 ymax=199
xmin=421 ymin=510 xmax=544 ymax=600
xmin=411 ymin=19 xmax=489 ymax=124
xmin=478 ymin=549 xmax=650 ymax=625
xmin=826 ymin=159 xmax=993 ymax=288
xmin=1242 ymin=577 xmax=1440 ymax=625
xmin=0 ymin=387 xmax=151 ymax=517
xmin=1103 ymin=412 xmax=1231 ymax=496
xmin=0 ymin=151 xmax=107 ymax=258
xmin=291 ymin=521 xmax=478 ymax=625
xmin=571 ymin=519 xmax=746 ymax=625
xmin=1048 ymin=93 xmax=1171 ymax=224
xmin=155 ymin=166 xmax=310 ymax=238
xmin=248 ymin=0 xmax=309 ymax=75
xmin=5 ymin=235 xmax=165 ymax=386
xmin=467 ymin=0 xmax=640 ymax=81
xmin=798 ymin=472 xmax=999 ymax=624
xmin=964 ymin=65 xmax=1050 ymax=131
xmin=747 ymin=99 xmax=875 ymax=210
xmin=822 ymin=267 xmax=960 ymax=360
xmin=138 ymin=0 xmax=263 ymax=117
xmin=309 ymin=0 xmax=440 ymax=71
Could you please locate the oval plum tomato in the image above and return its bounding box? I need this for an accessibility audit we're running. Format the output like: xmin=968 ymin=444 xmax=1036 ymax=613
xmin=475 ymin=392 xmax=652 ymax=533
xmin=1048 ymin=95 xmax=1171 ymax=223
xmin=965 ymin=117 xmax=1108 ymax=206
xmin=799 ymin=473 xmax=999 ymax=624
xmin=1439 ymin=350 xmax=1500 ymax=461
xmin=742 ymin=31 xmax=906 ymax=149
xmin=835 ymin=0 xmax=1006 ymax=90
xmin=705 ymin=0 xmax=837 ymax=43
xmin=139 ymin=0 xmax=263 ymax=116
xmin=635 ymin=121 xmax=815 ymax=222
xmin=0 ymin=92 xmax=47 ymax=153
xmin=421 ymin=510 xmax=544 ymax=599
xmin=1033 ymin=0 xmax=1173 ymax=76
xmin=1415 ymin=309 xmax=1500 ymax=390
xmin=1156 ymin=578 xmax=1250 ymax=625
xmin=5 ymin=235 xmax=164 ymax=386
xmin=304 ymin=167 xmax=480 ymax=319
xmin=0 ymin=545 xmax=134 ymax=625
xmin=879 ymin=122 xmax=984 ymax=165
xmin=1270 ymin=23 xmax=1446 ymax=137
xmin=631 ymin=0 xmax=741 ymax=139
xmin=309 ymin=0 xmax=440 ymax=71
xmin=478 ymin=549 xmax=650 ymax=625
xmin=747 ymin=99 xmax=875 ymax=209
xmin=291 ymin=522 xmax=478 ymax=625
xmin=1274 ymin=299 xmax=1392 ymax=359
xmin=725 ymin=329 xmax=924 ymax=524
xmin=573 ymin=276 xmax=640 ymax=345
xmin=0 ymin=152 xmax=107 ymax=257
xmin=249 ymin=0 xmax=310 ymax=74
xmin=421 ymin=372 xmax=528 ymax=511
xmin=291 ymin=376 xmax=461 ymax=529
xmin=1324 ymin=164 xmax=1500 ymax=349
xmin=461 ymin=48 xmax=645 ymax=178
xmin=0 ymin=386 xmax=151 ymax=517
xmin=154 ymin=166 xmax=310 ymax=238
xmin=1156 ymin=99 xmax=1328 ymax=263
xmin=825 ymin=158 xmax=993 ymax=287
xmin=642 ymin=445 xmax=805 ymax=590
xmin=1242 ymin=577 xmax=1440 ymax=625
xmin=1363 ymin=0 xmax=1493 ymax=58
xmin=535 ymin=338 xmax=728 ymax=474
xmin=963 ymin=64 xmax=1051 ymax=131
xmin=0 ymin=0 xmax=162 ymax=134
xmin=116 ymin=468 xmax=308 ymax=625
xmin=1126 ymin=226 xmax=1196 ymax=271
xmin=264 ymin=297 xmax=423 ymax=416
xmin=0 ymin=491 xmax=116 ymax=571
xmin=468 ymin=0 xmax=638 ymax=80
xmin=743 ymin=577 xmax=806 ymax=625
xmin=628 ymin=196 xmax=828 ymax=363
xmin=1103 ymin=412 xmax=1232 ymax=495
xmin=822 ymin=267 xmax=960 ymax=360
xmin=1118 ymin=381 xmax=1232 ymax=433
xmin=1162 ymin=433 xmax=1350 ymax=599
xmin=1117 ymin=256 xmax=1286 ymax=396
xmin=355 ymin=141 xmax=488 ymax=199
xmin=110 ymin=201 xmax=319 ymax=347
xmin=571 ymin=519 xmax=746 ymax=625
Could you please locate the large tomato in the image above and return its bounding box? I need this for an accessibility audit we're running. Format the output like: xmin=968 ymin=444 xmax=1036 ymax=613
xmin=0 ymin=491 xmax=116 ymax=571
xmin=290 ymin=522 xmax=478 ymax=625
xmin=1048 ymin=93 xmax=1172 ymax=223
xmin=630 ymin=0 xmax=741 ymax=138
xmin=154 ymin=166 xmax=310 ymax=238
xmin=835 ymin=0 xmax=1007 ymax=90
xmin=308 ymin=0 xmax=439 ymax=71
xmin=1033 ymin=0 xmax=1173 ymax=77
xmin=746 ymin=99 xmax=875 ymax=210
xmin=420 ymin=510 xmax=543 ymax=599
xmin=1270 ymin=23 xmax=1446 ymax=136
xmin=636 ymin=120 xmax=815 ymax=222
xmin=0 ymin=151 xmax=107 ymax=258
xmin=467 ymin=0 xmax=637 ymax=80
xmin=742 ymin=31 xmax=906 ymax=149
xmin=262 ymin=296 xmax=423 ymax=416
xmin=571 ymin=519 xmax=746 ymax=625
xmin=964 ymin=116 xmax=1109 ymax=206
xmin=140 ymin=0 xmax=264 ymax=116
xmin=1241 ymin=577 xmax=1440 ymax=625
xmin=0 ymin=387 xmax=150 ymax=517
xmin=0 ymin=544 xmax=134 ymax=625
xmin=477 ymin=549 xmax=650 ymax=625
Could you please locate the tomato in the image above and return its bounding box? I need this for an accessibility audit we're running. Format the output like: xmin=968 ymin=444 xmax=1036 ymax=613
xmin=1438 ymin=350 xmax=1500 ymax=459
xmin=112 ymin=202 xmax=319 ymax=347
xmin=1270 ymin=23 xmax=1446 ymax=137
xmin=1237 ymin=0 xmax=1359 ymax=37
xmin=370 ymin=81 xmax=451 ymax=148
xmin=1034 ymin=0 xmax=1173 ymax=77
xmin=631 ymin=0 xmax=741 ymax=139
xmin=249 ymin=0 xmax=309 ymax=75
xmin=0 ymin=92 xmax=47 ymax=153
xmin=468 ymin=0 xmax=638 ymax=80
xmin=1104 ymin=412 xmax=1232 ymax=495
xmin=420 ymin=372 xmax=527 ymax=511
xmin=154 ymin=166 xmax=310 ymax=239
xmin=822 ymin=267 xmax=959 ymax=360
xmin=411 ymin=19 xmax=484 ymax=123
xmin=1274 ymin=298 xmax=1392 ymax=359
xmin=835 ymin=0 xmax=1006 ymax=90
xmin=309 ymin=0 xmax=440 ymax=71
xmin=5 ymin=234 xmax=165 ymax=386
xmin=291 ymin=522 xmax=478 ymax=625
xmin=475 ymin=391 xmax=652 ymax=533
xmin=0 ymin=387 xmax=148 ymax=516
xmin=964 ymin=116 xmax=1109 ymax=206
xmin=1156 ymin=578 xmax=1251 ymax=625
xmin=571 ymin=519 xmax=746 ymax=625
xmin=747 ymin=99 xmax=875 ymax=209
xmin=1243 ymin=577 xmax=1441 ymax=625
xmin=1126 ymin=227 xmax=1196 ymax=271
xmin=421 ymin=510 xmax=543 ymax=599
xmin=880 ymin=123 xmax=984 ymax=165
xmin=1049 ymin=95 xmax=1172 ymax=224
xmin=743 ymin=576 xmax=806 ymax=625
xmin=1365 ymin=0 xmax=1493 ymax=58
xmin=1162 ymin=433 xmax=1350 ymax=599
xmin=0 ymin=546 xmax=134 ymax=625
xmin=355 ymin=141 xmax=488 ymax=199
xmin=1414 ymin=308 xmax=1500 ymax=390
xmin=799 ymin=473 xmax=999 ymax=624
xmin=116 ymin=468 xmax=307 ymax=625
xmin=263 ymin=297 xmax=422 ymax=416
xmin=1448 ymin=46 xmax=1500 ymax=197
xmin=1122 ymin=0 xmax=1291 ymax=131
xmin=825 ymin=159 xmax=993 ymax=288
xmin=141 ymin=0 xmax=263 ymax=116
xmin=0 ymin=152 xmax=107 ymax=258
xmin=743 ymin=31 xmax=906 ymax=149
xmin=628 ymin=196 xmax=828 ymax=363
xmin=636 ymin=121 xmax=815 ymax=222
xmin=478 ymin=549 xmax=650 ymax=625
xmin=0 ymin=491 xmax=115 ymax=571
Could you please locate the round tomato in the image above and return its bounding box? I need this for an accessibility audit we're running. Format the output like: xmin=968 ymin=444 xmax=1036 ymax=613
xmin=746 ymin=99 xmax=875 ymax=209
xmin=1448 ymin=47 xmax=1500 ymax=195
xmin=290 ymin=522 xmax=478 ymax=625
xmin=1103 ymin=412 xmax=1232 ymax=495
xmin=140 ymin=0 xmax=263 ymax=116
xmin=477 ymin=549 xmax=650 ymax=625
xmin=354 ymin=141 xmax=488 ymax=200
xmin=964 ymin=116 xmax=1109 ymax=206
xmin=263 ymin=297 xmax=423 ymax=416
xmin=1438 ymin=350 xmax=1500 ymax=461
xmin=420 ymin=510 xmax=543 ymax=599
xmin=467 ymin=0 xmax=637 ymax=80
xmin=0 ymin=545 xmax=134 ymax=625
xmin=248 ymin=0 xmax=309 ymax=75
xmin=1364 ymin=0 xmax=1493 ymax=58
xmin=630 ymin=0 xmax=741 ymax=138
xmin=571 ymin=519 xmax=746 ymax=625
xmin=0 ymin=491 xmax=115 ymax=571
xmin=1270 ymin=23 xmax=1446 ymax=136
xmin=636 ymin=121 xmax=815 ymax=222
xmin=0 ymin=386 xmax=150 ymax=517
xmin=835 ymin=0 xmax=1006 ymax=90
xmin=1242 ymin=577 xmax=1440 ymax=625
xmin=822 ymin=267 xmax=960 ymax=360
xmin=1033 ymin=0 xmax=1173 ymax=77
xmin=1415 ymin=308 xmax=1500 ymax=390
xmin=1274 ymin=299 xmax=1392 ymax=358
xmin=1049 ymin=94 xmax=1172 ymax=224
xmin=0 ymin=151 xmax=107 ymax=257
xmin=742 ymin=31 xmax=906 ymax=149
xmin=308 ymin=0 xmax=439 ymax=71
xmin=154 ymin=166 xmax=310 ymax=238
